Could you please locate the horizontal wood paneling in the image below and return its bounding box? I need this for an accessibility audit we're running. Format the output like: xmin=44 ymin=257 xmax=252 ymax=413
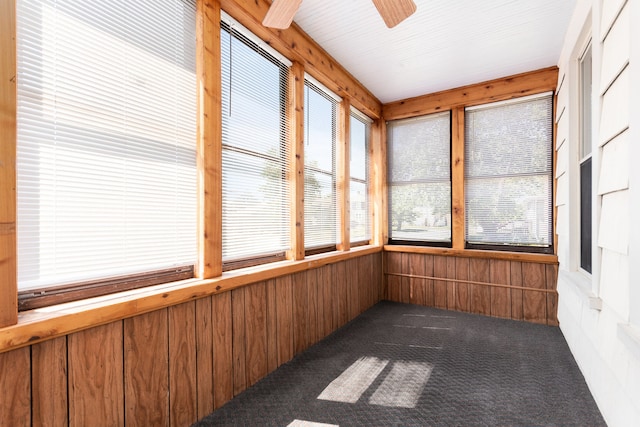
xmin=384 ymin=252 xmax=559 ymax=325
xmin=0 ymin=252 xmax=383 ymax=426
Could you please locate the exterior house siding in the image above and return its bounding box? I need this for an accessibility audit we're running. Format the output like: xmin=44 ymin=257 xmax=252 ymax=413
xmin=555 ymin=0 xmax=640 ymax=425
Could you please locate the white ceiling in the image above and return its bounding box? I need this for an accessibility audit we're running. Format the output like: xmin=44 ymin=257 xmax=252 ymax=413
xmin=293 ymin=0 xmax=576 ymax=104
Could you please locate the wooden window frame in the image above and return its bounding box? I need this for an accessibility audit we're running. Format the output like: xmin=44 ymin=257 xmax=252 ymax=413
xmin=386 ymin=110 xmax=453 ymax=247
xmin=383 ymin=66 xmax=559 ymax=255
xmin=0 ymin=0 xmax=383 ymax=331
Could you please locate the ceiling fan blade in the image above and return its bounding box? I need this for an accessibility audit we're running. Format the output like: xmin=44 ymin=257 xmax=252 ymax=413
xmin=371 ymin=0 xmax=417 ymax=28
xmin=262 ymin=0 xmax=303 ymax=29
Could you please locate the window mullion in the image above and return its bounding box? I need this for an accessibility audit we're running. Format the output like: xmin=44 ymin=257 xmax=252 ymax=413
xmin=337 ymin=98 xmax=351 ymax=251
xmin=0 ymin=0 xmax=17 ymax=327
xmin=289 ymin=61 xmax=305 ymax=261
xmin=452 ymin=107 xmax=466 ymax=250
xmin=196 ymin=0 xmax=222 ymax=278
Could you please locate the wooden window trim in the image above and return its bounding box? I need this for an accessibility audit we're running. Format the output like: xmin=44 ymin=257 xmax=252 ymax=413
xmin=18 ymin=267 xmax=195 ymax=311
xmin=0 ymin=244 xmax=382 ymax=354
xmin=382 ymin=67 xmax=559 ymax=254
xmin=0 ymin=0 xmax=383 ymax=324
xmin=0 ymin=0 xmax=18 ymax=328
xmin=384 ymin=244 xmax=558 ymax=265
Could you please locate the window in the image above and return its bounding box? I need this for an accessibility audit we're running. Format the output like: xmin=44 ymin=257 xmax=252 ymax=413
xmin=304 ymin=79 xmax=339 ymax=253
xmin=350 ymin=109 xmax=371 ymax=244
xmin=16 ymin=0 xmax=197 ymax=303
xmin=221 ymin=18 xmax=291 ymax=269
xmin=387 ymin=112 xmax=452 ymax=245
xmin=465 ymin=93 xmax=554 ymax=252
xmin=579 ymin=43 xmax=592 ymax=273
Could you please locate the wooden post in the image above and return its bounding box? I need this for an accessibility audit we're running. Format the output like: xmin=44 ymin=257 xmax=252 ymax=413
xmin=0 ymin=0 xmax=17 ymax=327
xmin=371 ymin=119 xmax=388 ymax=246
xmin=196 ymin=0 xmax=222 ymax=278
xmin=451 ymin=107 xmax=466 ymax=250
xmin=337 ymin=98 xmax=351 ymax=250
xmin=288 ymin=62 xmax=305 ymax=260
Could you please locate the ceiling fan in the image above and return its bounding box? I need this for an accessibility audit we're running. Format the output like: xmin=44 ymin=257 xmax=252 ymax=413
xmin=262 ymin=0 xmax=417 ymax=29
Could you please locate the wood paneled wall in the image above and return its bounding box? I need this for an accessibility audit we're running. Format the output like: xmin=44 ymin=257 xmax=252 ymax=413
xmin=384 ymin=251 xmax=559 ymax=326
xmin=0 ymin=254 xmax=382 ymax=427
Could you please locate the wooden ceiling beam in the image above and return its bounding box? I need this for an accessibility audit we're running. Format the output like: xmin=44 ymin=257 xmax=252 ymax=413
xmin=220 ymin=0 xmax=382 ymax=119
xmin=383 ymin=66 xmax=559 ymax=121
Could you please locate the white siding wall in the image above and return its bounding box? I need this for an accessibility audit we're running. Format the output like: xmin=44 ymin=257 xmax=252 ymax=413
xmin=555 ymin=1 xmax=640 ymax=426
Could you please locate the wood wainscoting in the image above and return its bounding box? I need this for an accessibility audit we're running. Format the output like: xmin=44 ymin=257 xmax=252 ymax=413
xmin=384 ymin=250 xmax=559 ymax=326
xmin=0 ymin=253 xmax=382 ymax=427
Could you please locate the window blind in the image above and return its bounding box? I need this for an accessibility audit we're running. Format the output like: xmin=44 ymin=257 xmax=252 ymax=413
xmin=16 ymin=0 xmax=197 ymax=291
xmin=387 ymin=112 xmax=451 ymax=243
xmin=464 ymin=93 xmax=553 ymax=249
xmin=304 ymin=80 xmax=339 ymax=251
xmin=350 ymin=109 xmax=371 ymax=243
xmin=221 ymin=19 xmax=291 ymax=264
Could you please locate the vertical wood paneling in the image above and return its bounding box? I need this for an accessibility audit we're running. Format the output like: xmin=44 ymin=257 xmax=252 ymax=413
xmin=124 ymin=309 xmax=169 ymax=427
xmin=231 ymin=287 xmax=247 ymax=396
xmin=409 ymin=253 xmax=425 ymax=306
xmin=213 ymin=291 xmax=233 ymax=409
xmin=546 ymin=264 xmax=559 ymax=326
xmin=400 ymin=253 xmax=411 ymax=303
xmin=315 ymin=267 xmax=327 ymax=339
xmin=455 ymin=257 xmax=470 ymax=311
xmin=265 ymin=279 xmax=278 ymax=372
xmin=360 ymin=255 xmax=372 ymax=311
xmin=0 ymin=0 xmax=17 ymax=328
xmin=489 ymin=260 xmax=511 ymax=319
xmin=522 ymin=262 xmax=547 ymax=324
xmin=335 ymin=262 xmax=348 ymax=326
xmin=424 ymin=255 xmax=436 ymax=306
xmin=307 ymin=269 xmax=319 ymax=344
xmin=276 ymin=275 xmax=294 ymax=365
xmin=510 ymin=261 xmax=524 ymax=321
xmin=433 ymin=255 xmax=448 ymax=309
xmin=245 ymin=282 xmax=268 ymax=386
xmin=320 ymin=265 xmax=335 ymax=336
xmin=32 ymin=336 xmax=68 ymax=427
xmin=469 ymin=259 xmax=491 ymax=315
xmin=386 ymin=252 xmax=402 ymax=302
xmin=68 ymin=322 xmax=124 ymax=427
xmin=372 ymin=254 xmax=380 ymax=308
xmin=195 ymin=297 xmax=214 ymax=419
xmin=169 ymin=302 xmax=197 ymax=426
xmin=0 ymin=347 xmax=30 ymax=426
xmin=293 ymin=272 xmax=310 ymax=355
xmin=446 ymin=257 xmax=457 ymax=310
xmin=349 ymin=259 xmax=360 ymax=318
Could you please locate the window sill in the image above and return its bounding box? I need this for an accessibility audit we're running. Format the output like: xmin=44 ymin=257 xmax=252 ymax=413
xmin=383 ymin=245 xmax=558 ymax=264
xmin=0 ymin=245 xmax=382 ymax=354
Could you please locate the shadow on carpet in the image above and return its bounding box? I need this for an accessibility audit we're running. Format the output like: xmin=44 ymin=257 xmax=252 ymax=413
xmin=193 ymin=301 xmax=605 ymax=427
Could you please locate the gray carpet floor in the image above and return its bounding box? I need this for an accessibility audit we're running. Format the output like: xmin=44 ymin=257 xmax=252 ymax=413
xmin=193 ymin=301 xmax=606 ymax=426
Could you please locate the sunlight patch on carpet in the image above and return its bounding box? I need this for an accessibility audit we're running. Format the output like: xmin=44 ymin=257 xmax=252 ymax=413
xmin=317 ymin=356 xmax=388 ymax=403
xmin=369 ymin=361 xmax=433 ymax=408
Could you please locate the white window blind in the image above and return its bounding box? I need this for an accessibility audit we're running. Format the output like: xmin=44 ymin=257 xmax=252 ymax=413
xmin=221 ymin=20 xmax=291 ymax=264
xmin=16 ymin=0 xmax=197 ymax=291
xmin=350 ymin=110 xmax=371 ymax=243
xmin=465 ymin=93 xmax=553 ymax=249
xmin=304 ymin=80 xmax=338 ymax=251
xmin=387 ymin=112 xmax=451 ymax=243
